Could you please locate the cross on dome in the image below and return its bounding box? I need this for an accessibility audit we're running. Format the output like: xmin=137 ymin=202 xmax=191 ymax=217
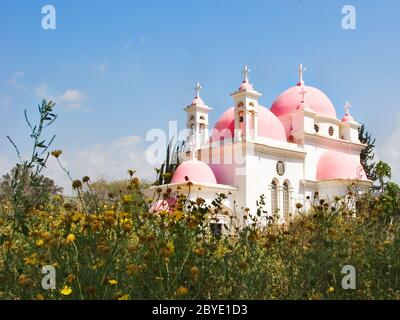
xmin=299 ymin=86 xmax=307 ymax=103
xmin=194 ymin=82 xmax=202 ymax=98
xmin=344 ymin=101 xmax=352 ymax=115
xmin=298 ymin=63 xmax=306 ymax=86
xmin=241 ymin=65 xmax=250 ymax=82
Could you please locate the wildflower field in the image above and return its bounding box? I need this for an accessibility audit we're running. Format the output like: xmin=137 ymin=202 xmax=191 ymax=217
xmin=1 ymin=178 xmax=400 ymax=300
xmin=0 ymin=101 xmax=399 ymax=300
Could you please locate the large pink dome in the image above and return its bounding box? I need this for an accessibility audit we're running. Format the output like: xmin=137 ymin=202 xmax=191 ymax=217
xmin=271 ymin=85 xmax=337 ymax=119
xmin=210 ymin=106 xmax=287 ymax=142
xmin=171 ymin=159 xmax=217 ymax=184
xmin=316 ymin=150 xmax=367 ymax=181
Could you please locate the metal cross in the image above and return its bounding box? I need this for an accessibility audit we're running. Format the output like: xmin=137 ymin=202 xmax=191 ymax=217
xmin=194 ymin=82 xmax=202 ymax=97
xmin=241 ymin=65 xmax=250 ymax=82
xmin=299 ymin=63 xmax=306 ymax=84
xmin=344 ymin=101 xmax=352 ymax=114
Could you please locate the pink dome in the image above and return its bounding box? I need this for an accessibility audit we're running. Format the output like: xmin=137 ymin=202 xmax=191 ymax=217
xmin=239 ymin=80 xmax=254 ymax=91
xmin=316 ymin=150 xmax=367 ymax=180
xmin=210 ymin=106 xmax=287 ymax=142
xmin=171 ymin=159 xmax=217 ymax=184
xmin=150 ymin=197 xmax=177 ymax=214
xmin=271 ymin=85 xmax=337 ymax=118
xmin=341 ymin=113 xmax=354 ymax=122
xmin=191 ymin=96 xmax=205 ymax=105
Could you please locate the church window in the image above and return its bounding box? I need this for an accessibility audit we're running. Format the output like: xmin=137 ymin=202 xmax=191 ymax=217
xmin=199 ymin=123 xmax=205 ymax=133
xmin=314 ymin=124 xmax=319 ymax=133
xmin=276 ymin=161 xmax=285 ymax=176
xmin=283 ymin=181 xmax=290 ymax=222
xmin=329 ymin=126 xmax=334 ymax=136
xmin=210 ymin=223 xmax=222 ymax=238
xmin=271 ymin=180 xmax=279 ymax=215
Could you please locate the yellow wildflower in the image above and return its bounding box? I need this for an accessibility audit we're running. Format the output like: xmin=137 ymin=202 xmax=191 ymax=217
xmin=193 ymin=247 xmax=205 ymax=257
xmin=18 ymin=274 xmax=29 ymax=286
xmin=127 ymin=264 xmax=138 ymax=276
xmin=165 ymin=240 xmax=175 ymax=256
xmin=176 ymin=286 xmax=188 ymax=296
xmin=190 ymin=266 xmax=199 ymax=276
xmin=24 ymin=253 xmax=38 ymax=266
xmin=327 ymin=286 xmax=335 ymax=293
xmin=173 ymin=211 xmax=183 ymax=221
xmin=36 ymin=239 xmax=44 ymax=247
xmin=60 ymin=285 xmax=72 ymax=296
xmin=109 ymin=279 xmax=118 ymax=285
xmin=118 ymin=294 xmax=129 ymax=300
xmin=66 ymin=274 xmax=76 ymax=283
xmin=41 ymin=231 xmax=52 ymax=242
xmin=51 ymin=149 xmax=63 ymax=158
xmin=36 ymin=293 xmax=45 ymax=300
xmin=123 ymin=194 xmax=133 ymax=204
xmin=66 ymin=234 xmax=75 ymax=243
xmin=53 ymin=195 xmax=62 ymax=202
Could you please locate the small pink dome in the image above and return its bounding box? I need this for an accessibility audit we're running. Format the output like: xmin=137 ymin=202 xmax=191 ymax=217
xmin=171 ymin=159 xmax=217 ymax=184
xmin=316 ymin=150 xmax=367 ymax=180
xmin=271 ymin=85 xmax=337 ymax=118
xmin=150 ymin=197 xmax=177 ymax=213
xmin=341 ymin=113 xmax=354 ymax=122
xmin=239 ymin=80 xmax=254 ymax=91
xmin=210 ymin=106 xmax=287 ymax=142
xmin=191 ymin=96 xmax=205 ymax=105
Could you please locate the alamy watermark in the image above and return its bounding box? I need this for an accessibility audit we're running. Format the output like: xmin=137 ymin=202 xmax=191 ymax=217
xmin=341 ymin=265 xmax=356 ymax=290
xmin=41 ymin=5 xmax=56 ymax=30
xmin=341 ymin=5 xmax=356 ymax=30
xmin=41 ymin=265 xmax=56 ymax=290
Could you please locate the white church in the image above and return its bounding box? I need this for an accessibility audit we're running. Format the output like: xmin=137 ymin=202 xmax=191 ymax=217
xmin=145 ymin=65 xmax=372 ymax=228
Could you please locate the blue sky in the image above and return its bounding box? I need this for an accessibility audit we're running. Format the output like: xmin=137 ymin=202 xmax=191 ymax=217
xmin=1 ymin=0 xmax=399 ymax=192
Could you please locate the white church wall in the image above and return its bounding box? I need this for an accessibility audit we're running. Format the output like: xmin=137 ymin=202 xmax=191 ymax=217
xmin=244 ymin=150 xmax=304 ymax=223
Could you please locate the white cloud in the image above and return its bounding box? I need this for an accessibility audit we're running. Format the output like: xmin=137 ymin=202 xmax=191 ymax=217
xmin=378 ymin=113 xmax=400 ymax=184
xmin=6 ymin=71 xmax=27 ymax=91
xmin=43 ymin=135 xmax=156 ymax=195
xmin=34 ymin=84 xmax=50 ymax=99
xmin=35 ymin=85 xmax=88 ymax=111
xmin=59 ymin=89 xmax=85 ymax=102
xmin=58 ymin=89 xmax=88 ymax=111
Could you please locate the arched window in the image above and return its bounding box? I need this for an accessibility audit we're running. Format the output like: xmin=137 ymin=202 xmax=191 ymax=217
xmin=199 ymin=115 xmax=205 ymax=120
xmin=283 ymin=181 xmax=290 ymax=222
xmin=271 ymin=180 xmax=279 ymax=215
xmin=199 ymin=123 xmax=205 ymax=133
